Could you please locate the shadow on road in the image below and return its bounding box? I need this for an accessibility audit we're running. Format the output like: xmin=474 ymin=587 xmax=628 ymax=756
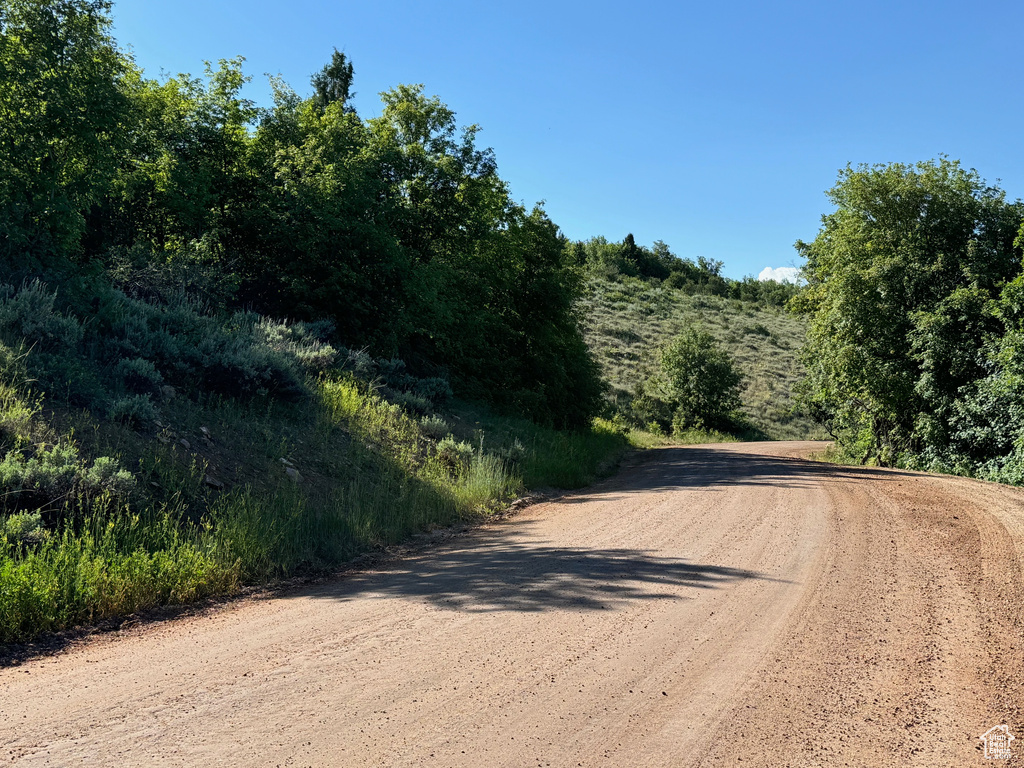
xmin=306 ymin=528 xmax=769 ymax=613
xmin=560 ymin=446 xmax=919 ymax=504
xmin=299 ymin=446 xmax=882 ymax=613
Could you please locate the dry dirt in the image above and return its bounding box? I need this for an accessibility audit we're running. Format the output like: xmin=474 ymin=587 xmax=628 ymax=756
xmin=3 ymin=441 xmax=1023 ymax=767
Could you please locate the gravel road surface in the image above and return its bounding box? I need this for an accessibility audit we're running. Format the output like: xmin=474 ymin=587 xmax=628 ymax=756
xmin=3 ymin=442 xmax=1023 ymax=766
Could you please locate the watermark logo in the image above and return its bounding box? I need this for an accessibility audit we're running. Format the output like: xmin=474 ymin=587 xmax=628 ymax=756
xmin=980 ymin=725 xmax=1015 ymax=760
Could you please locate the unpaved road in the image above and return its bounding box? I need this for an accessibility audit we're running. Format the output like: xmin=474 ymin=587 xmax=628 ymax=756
xmin=3 ymin=441 xmax=1024 ymax=767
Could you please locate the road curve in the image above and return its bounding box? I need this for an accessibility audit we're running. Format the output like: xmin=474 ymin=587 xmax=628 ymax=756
xmin=3 ymin=441 xmax=1024 ymax=767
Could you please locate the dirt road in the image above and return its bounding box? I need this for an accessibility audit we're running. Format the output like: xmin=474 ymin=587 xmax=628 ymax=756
xmin=3 ymin=442 xmax=1024 ymax=766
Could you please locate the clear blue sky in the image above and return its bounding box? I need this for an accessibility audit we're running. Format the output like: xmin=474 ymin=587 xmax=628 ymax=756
xmin=110 ymin=0 xmax=1024 ymax=280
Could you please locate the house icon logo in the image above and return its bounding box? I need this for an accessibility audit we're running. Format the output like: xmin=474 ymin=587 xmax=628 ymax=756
xmin=980 ymin=725 xmax=1015 ymax=759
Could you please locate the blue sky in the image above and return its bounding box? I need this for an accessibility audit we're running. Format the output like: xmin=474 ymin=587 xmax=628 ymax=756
xmin=110 ymin=0 xmax=1024 ymax=280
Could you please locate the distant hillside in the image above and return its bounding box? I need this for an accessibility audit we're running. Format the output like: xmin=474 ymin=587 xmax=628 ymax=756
xmin=581 ymin=276 xmax=825 ymax=441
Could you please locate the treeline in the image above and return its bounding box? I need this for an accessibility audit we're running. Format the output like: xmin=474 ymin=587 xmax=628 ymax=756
xmin=572 ymin=235 xmax=801 ymax=307
xmin=798 ymin=158 xmax=1024 ymax=480
xmin=0 ymin=0 xmax=601 ymax=427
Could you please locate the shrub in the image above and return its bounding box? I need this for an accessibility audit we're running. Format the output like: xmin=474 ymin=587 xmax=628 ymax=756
xmin=376 ymin=358 xmax=414 ymax=389
xmin=0 ymin=442 xmax=135 ymax=515
xmin=0 ymin=281 xmax=343 ymax=410
xmin=0 ymin=444 xmax=81 ymax=506
xmin=337 ymin=347 xmax=376 ymax=379
xmin=497 ymin=437 xmax=527 ymax=466
xmin=107 ymin=394 xmax=158 ymax=425
xmin=743 ymin=322 xmax=771 ymax=337
xmin=79 ymin=457 xmax=136 ymax=497
xmin=114 ymin=357 xmax=164 ymax=395
xmin=412 ymin=377 xmax=454 ymax=408
xmin=0 ymin=380 xmax=38 ymax=450
xmin=255 ymin=317 xmax=337 ymax=372
xmin=436 ymin=435 xmax=474 ymax=472
xmin=2 ymin=511 xmax=48 ymax=546
xmin=0 ymin=281 xmax=83 ymax=350
xmin=660 ymin=326 xmax=742 ymax=430
xmin=335 ymin=347 xmax=455 ymax=411
xmin=107 ymin=240 xmax=240 ymax=309
xmin=420 ymin=414 xmax=450 ymax=440
xmin=390 ymin=390 xmax=432 ymax=415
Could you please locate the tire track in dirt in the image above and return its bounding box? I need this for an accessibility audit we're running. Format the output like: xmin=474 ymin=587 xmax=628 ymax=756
xmin=2 ymin=442 xmax=1023 ymax=766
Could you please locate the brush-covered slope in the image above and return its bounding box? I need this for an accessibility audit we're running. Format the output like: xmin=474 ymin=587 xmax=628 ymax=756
xmin=581 ymin=276 xmax=825 ymax=441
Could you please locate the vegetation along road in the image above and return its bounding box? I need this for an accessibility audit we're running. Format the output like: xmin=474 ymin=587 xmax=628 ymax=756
xmin=3 ymin=441 xmax=1022 ymax=767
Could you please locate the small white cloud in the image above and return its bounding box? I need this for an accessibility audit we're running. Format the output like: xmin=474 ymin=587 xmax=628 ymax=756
xmin=758 ymin=266 xmax=801 ymax=284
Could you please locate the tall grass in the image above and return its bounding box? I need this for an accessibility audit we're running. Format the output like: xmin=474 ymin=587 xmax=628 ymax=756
xmin=2 ymin=372 xmax=631 ymax=643
xmin=442 ymin=406 xmax=632 ymax=489
xmin=0 ymin=506 xmax=237 ymax=643
xmin=519 ymin=419 xmax=628 ymax=488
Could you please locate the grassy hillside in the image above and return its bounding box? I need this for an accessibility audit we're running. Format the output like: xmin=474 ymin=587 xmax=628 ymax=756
xmin=0 ymin=281 xmax=632 ymax=645
xmin=581 ymin=276 xmax=825 ymax=441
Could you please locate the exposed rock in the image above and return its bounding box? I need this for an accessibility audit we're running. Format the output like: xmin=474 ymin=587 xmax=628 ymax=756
xmin=159 ymin=386 xmax=176 ymax=401
xmin=179 ymin=438 xmax=191 ymax=450
xmin=204 ymin=475 xmax=225 ymax=490
xmin=279 ymin=457 xmax=295 ymax=468
xmin=285 ymin=467 xmax=303 ymax=483
xmin=200 ymin=426 xmax=211 ymax=438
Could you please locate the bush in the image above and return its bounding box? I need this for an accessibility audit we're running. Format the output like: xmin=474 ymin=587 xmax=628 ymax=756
xmin=497 ymin=437 xmax=527 ymax=466
xmin=107 ymin=241 xmax=240 ymax=309
xmin=114 ymin=357 xmax=164 ymax=395
xmin=390 ymin=390 xmax=432 ymax=415
xmin=0 ymin=281 xmax=83 ymax=350
xmin=420 ymin=414 xmax=450 ymax=440
xmin=255 ymin=316 xmax=337 ymax=372
xmin=436 ymin=435 xmax=474 ymax=472
xmin=660 ymin=326 xmax=742 ymax=430
xmin=0 ymin=379 xmax=38 ymax=450
xmin=107 ymin=394 xmax=158 ymax=425
xmin=0 ymin=442 xmax=135 ymax=516
xmin=335 ymin=346 xmax=455 ymax=412
xmin=0 ymin=444 xmax=81 ymax=504
xmin=0 ymin=281 xmax=339 ymax=410
xmin=2 ymin=511 xmax=48 ymax=546
xmin=336 ymin=347 xmax=376 ymax=379
xmin=412 ymin=377 xmax=454 ymax=408
xmin=743 ymin=322 xmax=771 ymax=337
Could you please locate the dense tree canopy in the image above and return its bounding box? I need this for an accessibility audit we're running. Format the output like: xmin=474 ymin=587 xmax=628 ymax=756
xmin=797 ymin=158 xmax=1024 ymax=471
xmin=0 ymin=0 xmax=130 ymax=266
xmin=0 ymin=0 xmax=603 ymax=428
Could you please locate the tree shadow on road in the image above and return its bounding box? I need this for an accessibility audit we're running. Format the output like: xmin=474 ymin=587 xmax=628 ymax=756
xmin=559 ymin=446 xmax=921 ymax=504
xmin=305 ymin=526 xmax=771 ymax=613
xmin=298 ymin=447 xmax=877 ymax=613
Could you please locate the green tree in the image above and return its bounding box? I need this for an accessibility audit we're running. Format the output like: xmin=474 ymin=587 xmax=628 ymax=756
xmin=796 ymin=158 xmax=1023 ymax=463
xmin=93 ymin=57 xmax=258 ymax=260
xmin=660 ymin=327 xmax=741 ymax=430
xmin=0 ymin=0 xmax=130 ymax=266
xmin=311 ymin=49 xmax=355 ymax=113
xmin=237 ymin=69 xmax=406 ymax=345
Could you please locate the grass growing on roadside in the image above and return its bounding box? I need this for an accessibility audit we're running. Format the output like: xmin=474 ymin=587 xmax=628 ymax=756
xmin=0 ymin=505 xmax=238 ymax=643
xmin=443 ymin=406 xmax=632 ymax=489
xmin=0 ymin=277 xmax=638 ymax=644
xmin=0 ymin=371 xmax=631 ymax=644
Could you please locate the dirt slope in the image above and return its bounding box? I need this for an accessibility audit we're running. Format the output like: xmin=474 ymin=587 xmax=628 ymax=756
xmin=3 ymin=442 xmax=1023 ymax=767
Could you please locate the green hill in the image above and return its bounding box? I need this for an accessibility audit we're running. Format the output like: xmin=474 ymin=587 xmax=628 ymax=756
xmin=581 ymin=276 xmax=825 ymax=441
